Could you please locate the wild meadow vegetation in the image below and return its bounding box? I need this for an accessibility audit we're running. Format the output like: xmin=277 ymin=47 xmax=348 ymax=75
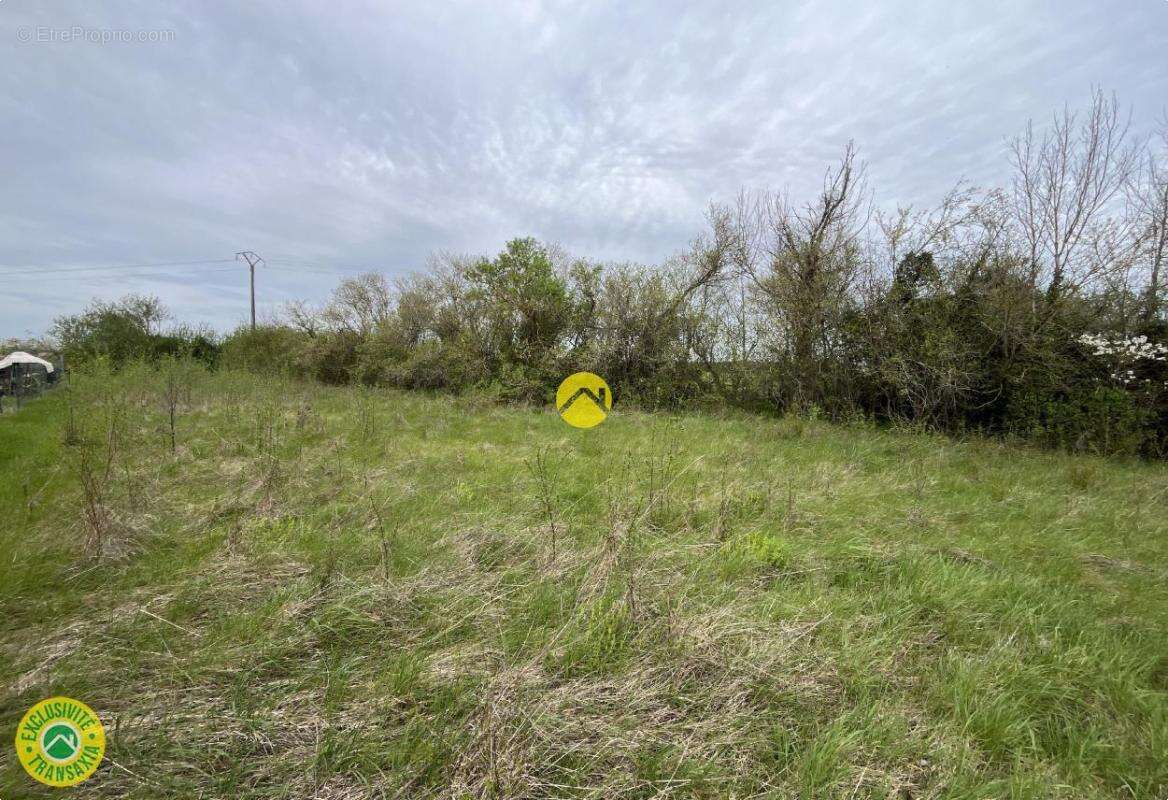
xmin=2 ymin=363 xmax=1167 ymax=798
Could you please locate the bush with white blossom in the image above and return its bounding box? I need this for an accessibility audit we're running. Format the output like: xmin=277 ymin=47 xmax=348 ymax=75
xmin=1078 ymin=333 xmax=1168 ymax=386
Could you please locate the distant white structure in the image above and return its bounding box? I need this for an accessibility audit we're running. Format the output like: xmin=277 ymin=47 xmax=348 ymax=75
xmin=0 ymin=351 xmax=55 ymax=373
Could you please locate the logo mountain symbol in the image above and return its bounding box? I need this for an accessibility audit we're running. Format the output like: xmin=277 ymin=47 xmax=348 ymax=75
xmin=44 ymin=725 xmax=78 ymax=760
xmin=557 ymin=386 xmax=606 ymax=412
xmin=555 ymin=372 xmax=612 ymax=429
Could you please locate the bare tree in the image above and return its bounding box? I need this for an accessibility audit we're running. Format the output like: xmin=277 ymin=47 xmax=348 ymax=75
xmin=684 ymin=205 xmax=755 ymax=400
xmin=321 ymin=272 xmax=394 ymax=336
xmin=115 ymin=294 xmax=170 ymax=336
xmin=1010 ymin=90 xmax=1140 ymax=309
xmin=159 ymin=358 xmax=195 ymax=455
xmin=283 ymin=300 xmax=322 ymax=335
xmin=740 ymin=142 xmax=870 ymax=407
xmin=1127 ymin=117 xmax=1168 ymax=323
xmin=876 ymin=183 xmax=981 ymax=277
xmin=665 ymin=204 xmax=736 ymax=322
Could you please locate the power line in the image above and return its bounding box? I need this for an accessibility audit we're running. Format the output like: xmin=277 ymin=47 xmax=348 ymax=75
xmin=23 ymin=266 xmax=242 ymax=282
xmin=0 ymin=258 xmax=236 ymax=278
xmin=262 ymin=253 xmax=362 ymax=262
xmin=0 ymin=256 xmax=381 ymax=283
xmin=259 ymin=254 xmax=387 ymax=273
xmin=265 ymin=261 xmax=372 ymax=275
xmin=265 ymin=258 xmax=395 ymax=275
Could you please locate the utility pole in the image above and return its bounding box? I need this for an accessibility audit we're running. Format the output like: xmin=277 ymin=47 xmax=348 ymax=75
xmin=235 ymin=251 xmax=265 ymax=330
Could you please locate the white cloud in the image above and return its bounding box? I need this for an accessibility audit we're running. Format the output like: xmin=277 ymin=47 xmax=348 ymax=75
xmin=1 ymin=0 xmax=1166 ymax=336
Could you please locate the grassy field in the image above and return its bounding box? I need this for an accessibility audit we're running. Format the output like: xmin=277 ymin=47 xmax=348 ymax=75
xmin=1 ymin=367 xmax=1167 ymax=799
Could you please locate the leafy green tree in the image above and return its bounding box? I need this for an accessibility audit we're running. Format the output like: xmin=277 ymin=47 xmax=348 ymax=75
xmin=52 ymin=295 xmax=173 ymax=365
xmin=466 ymin=237 xmax=573 ymax=366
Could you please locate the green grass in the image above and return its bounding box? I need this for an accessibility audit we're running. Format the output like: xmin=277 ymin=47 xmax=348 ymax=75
xmin=1 ymin=366 xmax=1167 ymax=798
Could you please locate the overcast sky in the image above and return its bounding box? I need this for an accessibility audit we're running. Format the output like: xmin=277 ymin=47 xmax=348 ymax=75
xmin=1 ymin=0 xmax=1166 ymax=338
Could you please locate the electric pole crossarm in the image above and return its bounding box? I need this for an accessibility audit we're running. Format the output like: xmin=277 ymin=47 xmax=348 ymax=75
xmin=235 ymin=251 xmax=265 ymax=330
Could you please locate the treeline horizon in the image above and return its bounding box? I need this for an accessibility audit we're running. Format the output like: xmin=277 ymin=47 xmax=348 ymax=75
xmin=45 ymin=90 xmax=1168 ymax=457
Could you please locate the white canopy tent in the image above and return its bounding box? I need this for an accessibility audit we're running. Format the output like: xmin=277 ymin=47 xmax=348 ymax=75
xmin=0 ymin=351 xmax=54 ymax=373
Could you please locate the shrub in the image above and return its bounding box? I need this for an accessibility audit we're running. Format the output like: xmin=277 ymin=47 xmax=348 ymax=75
xmin=52 ymin=295 xmax=220 ymax=368
xmin=219 ymin=325 xmax=309 ymax=376
xmin=1007 ymin=385 xmax=1151 ymax=456
xmin=298 ymin=330 xmax=362 ymax=385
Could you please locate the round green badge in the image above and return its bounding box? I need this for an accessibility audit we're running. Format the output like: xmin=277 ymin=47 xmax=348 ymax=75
xmin=15 ymin=696 xmax=106 ymax=787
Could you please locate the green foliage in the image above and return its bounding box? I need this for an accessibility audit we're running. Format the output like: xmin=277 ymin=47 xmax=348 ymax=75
xmin=1008 ymin=385 xmax=1152 ymax=456
xmin=844 ymin=250 xmax=1168 ymax=457
xmin=218 ymin=324 xmax=308 ymax=375
xmin=222 ymin=232 xmax=1155 ymax=456
xmin=51 ymin=294 xmax=218 ymax=368
xmin=297 ymin=330 xmax=362 ymax=385
xmin=466 ymin=237 xmax=572 ymax=364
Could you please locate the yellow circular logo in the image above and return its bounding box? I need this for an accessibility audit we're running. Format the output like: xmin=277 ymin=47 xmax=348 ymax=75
xmin=15 ymin=697 xmax=106 ymax=787
xmin=556 ymin=372 xmax=612 ymax=429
